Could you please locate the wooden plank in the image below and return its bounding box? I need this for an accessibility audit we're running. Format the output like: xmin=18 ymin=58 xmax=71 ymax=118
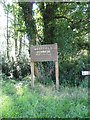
xmin=31 ymin=43 xmax=58 ymax=62
xmin=31 ymin=62 xmax=34 ymax=88
xmin=55 ymin=61 xmax=59 ymax=91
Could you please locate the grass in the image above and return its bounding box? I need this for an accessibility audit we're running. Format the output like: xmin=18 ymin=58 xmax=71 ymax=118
xmin=0 ymin=77 xmax=89 ymax=118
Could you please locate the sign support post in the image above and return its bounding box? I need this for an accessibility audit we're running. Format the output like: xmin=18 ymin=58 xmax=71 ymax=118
xmin=31 ymin=62 xmax=34 ymax=88
xmin=55 ymin=60 xmax=59 ymax=91
xmin=30 ymin=43 xmax=59 ymax=91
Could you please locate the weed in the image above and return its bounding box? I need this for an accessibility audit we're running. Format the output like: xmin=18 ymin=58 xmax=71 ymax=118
xmin=1 ymin=78 xmax=88 ymax=118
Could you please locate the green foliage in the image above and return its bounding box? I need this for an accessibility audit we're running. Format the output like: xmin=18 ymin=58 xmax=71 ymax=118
xmin=1 ymin=78 xmax=88 ymax=118
xmin=59 ymin=53 xmax=89 ymax=86
xmin=36 ymin=62 xmax=55 ymax=85
xmin=34 ymin=2 xmax=89 ymax=86
xmin=1 ymin=2 xmax=89 ymax=86
xmin=2 ymin=55 xmax=30 ymax=80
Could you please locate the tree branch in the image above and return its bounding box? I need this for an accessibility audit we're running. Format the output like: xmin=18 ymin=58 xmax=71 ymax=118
xmin=55 ymin=15 xmax=73 ymax=23
xmin=55 ymin=15 xmax=89 ymax=31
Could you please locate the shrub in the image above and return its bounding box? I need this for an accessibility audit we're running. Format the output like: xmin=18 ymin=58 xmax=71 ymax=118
xmin=2 ymin=55 xmax=30 ymax=80
xmin=59 ymin=55 xmax=89 ymax=86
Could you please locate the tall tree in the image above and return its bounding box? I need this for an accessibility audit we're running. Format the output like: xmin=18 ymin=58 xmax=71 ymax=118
xmin=3 ymin=3 xmax=12 ymax=60
xmin=13 ymin=5 xmax=18 ymax=59
xmin=11 ymin=3 xmax=26 ymax=59
xmin=19 ymin=2 xmax=36 ymax=57
xmin=6 ymin=4 xmax=9 ymax=60
xmin=38 ymin=2 xmax=57 ymax=44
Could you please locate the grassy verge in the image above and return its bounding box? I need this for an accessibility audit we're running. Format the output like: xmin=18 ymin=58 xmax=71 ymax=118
xmin=0 ymin=78 xmax=89 ymax=118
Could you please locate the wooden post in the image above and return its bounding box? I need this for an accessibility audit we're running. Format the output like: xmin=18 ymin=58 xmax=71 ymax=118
xmin=31 ymin=62 xmax=34 ymax=88
xmin=55 ymin=60 xmax=59 ymax=91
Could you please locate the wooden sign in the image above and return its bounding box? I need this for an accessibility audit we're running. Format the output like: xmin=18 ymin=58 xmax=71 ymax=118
xmin=31 ymin=44 xmax=58 ymax=62
xmin=30 ymin=43 xmax=59 ymax=91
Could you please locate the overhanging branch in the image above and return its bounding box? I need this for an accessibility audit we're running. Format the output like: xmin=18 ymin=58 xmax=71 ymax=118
xmin=55 ymin=15 xmax=73 ymax=23
xmin=55 ymin=15 xmax=89 ymax=30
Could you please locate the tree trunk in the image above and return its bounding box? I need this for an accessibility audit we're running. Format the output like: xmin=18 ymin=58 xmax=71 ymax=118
xmin=14 ymin=30 xmax=18 ymax=59
xmin=6 ymin=8 xmax=9 ymax=60
xmin=38 ymin=3 xmax=57 ymax=80
xmin=13 ymin=6 xmax=18 ymax=60
xmin=18 ymin=2 xmax=34 ymax=56
xmin=39 ymin=3 xmax=56 ymax=44
xmin=19 ymin=37 xmax=22 ymax=56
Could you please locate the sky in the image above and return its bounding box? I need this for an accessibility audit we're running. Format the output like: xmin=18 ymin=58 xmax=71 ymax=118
xmin=0 ymin=0 xmax=37 ymax=44
xmin=0 ymin=2 xmax=7 ymax=54
xmin=0 ymin=0 xmax=14 ymax=56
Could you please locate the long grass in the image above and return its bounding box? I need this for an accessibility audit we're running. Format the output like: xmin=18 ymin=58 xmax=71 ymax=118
xmin=0 ymin=77 xmax=89 ymax=118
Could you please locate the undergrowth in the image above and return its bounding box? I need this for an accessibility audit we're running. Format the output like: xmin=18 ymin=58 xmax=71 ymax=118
xmin=0 ymin=77 xmax=89 ymax=118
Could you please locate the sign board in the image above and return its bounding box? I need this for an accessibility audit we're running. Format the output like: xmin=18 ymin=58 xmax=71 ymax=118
xmin=82 ymin=71 xmax=90 ymax=76
xmin=30 ymin=43 xmax=59 ymax=91
xmin=31 ymin=44 xmax=58 ymax=62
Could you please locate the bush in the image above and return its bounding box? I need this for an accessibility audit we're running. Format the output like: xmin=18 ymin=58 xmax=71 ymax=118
xmin=59 ymin=55 xmax=89 ymax=86
xmin=2 ymin=55 xmax=30 ymax=80
xmin=1 ymin=53 xmax=89 ymax=86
